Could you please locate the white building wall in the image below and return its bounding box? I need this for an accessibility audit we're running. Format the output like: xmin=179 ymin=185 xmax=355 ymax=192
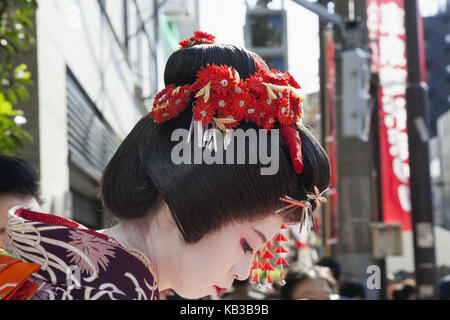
xmin=105 ymin=0 xmax=127 ymax=44
xmin=36 ymin=0 xmax=144 ymax=216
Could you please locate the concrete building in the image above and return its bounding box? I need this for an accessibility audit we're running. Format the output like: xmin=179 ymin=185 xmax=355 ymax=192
xmin=423 ymin=1 xmax=450 ymax=137
xmin=15 ymin=0 xmax=199 ymax=229
xmin=437 ymin=109 xmax=450 ymax=230
xmin=423 ymin=1 xmax=450 ymax=231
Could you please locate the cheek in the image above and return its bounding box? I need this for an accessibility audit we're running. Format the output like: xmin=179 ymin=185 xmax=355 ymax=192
xmin=175 ymin=241 xmax=239 ymax=292
xmin=184 ymin=246 xmax=224 ymax=275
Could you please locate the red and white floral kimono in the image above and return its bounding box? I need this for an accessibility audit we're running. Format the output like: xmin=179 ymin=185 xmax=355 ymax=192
xmin=1 ymin=207 xmax=159 ymax=300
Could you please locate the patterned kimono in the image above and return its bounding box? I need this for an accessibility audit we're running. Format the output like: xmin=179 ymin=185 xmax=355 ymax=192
xmin=1 ymin=207 xmax=159 ymax=300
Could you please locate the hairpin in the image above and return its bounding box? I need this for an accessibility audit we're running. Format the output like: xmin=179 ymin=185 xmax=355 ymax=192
xmin=279 ymin=187 xmax=330 ymax=235
xmin=306 ymin=186 xmax=329 ymax=210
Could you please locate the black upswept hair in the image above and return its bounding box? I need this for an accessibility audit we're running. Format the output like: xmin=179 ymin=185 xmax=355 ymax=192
xmin=100 ymin=43 xmax=330 ymax=244
xmin=0 ymin=155 xmax=41 ymax=203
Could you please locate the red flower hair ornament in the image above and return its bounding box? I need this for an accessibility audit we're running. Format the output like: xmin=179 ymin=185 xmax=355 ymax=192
xmin=150 ymin=58 xmax=305 ymax=172
xmin=149 ymin=31 xmax=330 ymax=289
xmin=179 ymin=31 xmax=216 ymax=49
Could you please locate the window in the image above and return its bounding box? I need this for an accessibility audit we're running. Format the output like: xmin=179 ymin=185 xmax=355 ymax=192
xmin=66 ymin=69 xmax=120 ymax=181
xmin=66 ymin=69 xmax=120 ymax=229
xmin=124 ymin=0 xmax=157 ymax=99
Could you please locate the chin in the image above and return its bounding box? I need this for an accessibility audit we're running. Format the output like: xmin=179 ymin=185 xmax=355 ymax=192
xmin=175 ymin=288 xmax=211 ymax=300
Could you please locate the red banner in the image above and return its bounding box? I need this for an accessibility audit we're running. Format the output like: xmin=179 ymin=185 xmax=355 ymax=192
xmin=366 ymin=0 xmax=412 ymax=230
xmin=325 ymin=28 xmax=338 ymax=242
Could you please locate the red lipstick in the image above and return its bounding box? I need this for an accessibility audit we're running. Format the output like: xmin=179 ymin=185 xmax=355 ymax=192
xmin=214 ymin=286 xmax=227 ymax=295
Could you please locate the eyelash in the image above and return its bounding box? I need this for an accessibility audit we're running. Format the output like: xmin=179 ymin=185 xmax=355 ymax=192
xmin=240 ymin=238 xmax=254 ymax=255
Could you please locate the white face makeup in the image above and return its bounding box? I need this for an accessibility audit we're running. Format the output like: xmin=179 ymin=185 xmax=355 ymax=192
xmin=168 ymin=214 xmax=284 ymax=299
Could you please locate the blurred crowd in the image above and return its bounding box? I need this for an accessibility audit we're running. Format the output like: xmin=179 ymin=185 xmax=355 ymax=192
xmin=206 ymin=258 xmax=450 ymax=301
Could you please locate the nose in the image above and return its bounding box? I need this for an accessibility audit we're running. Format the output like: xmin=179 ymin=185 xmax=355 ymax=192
xmin=231 ymin=255 xmax=254 ymax=281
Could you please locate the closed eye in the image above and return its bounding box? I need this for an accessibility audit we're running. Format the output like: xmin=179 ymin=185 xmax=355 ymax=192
xmin=240 ymin=238 xmax=254 ymax=255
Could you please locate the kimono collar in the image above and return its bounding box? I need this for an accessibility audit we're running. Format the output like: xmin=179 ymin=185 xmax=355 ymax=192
xmin=3 ymin=207 xmax=159 ymax=300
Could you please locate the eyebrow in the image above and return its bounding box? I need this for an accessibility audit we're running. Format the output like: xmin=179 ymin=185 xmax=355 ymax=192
xmin=252 ymin=228 xmax=267 ymax=243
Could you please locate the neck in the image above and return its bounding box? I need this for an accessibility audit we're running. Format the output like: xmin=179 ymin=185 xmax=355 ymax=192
xmin=101 ymin=213 xmax=172 ymax=291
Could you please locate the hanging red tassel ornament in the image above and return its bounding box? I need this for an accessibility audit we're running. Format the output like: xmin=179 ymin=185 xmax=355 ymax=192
xmin=250 ymin=251 xmax=263 ymax=290
xmin=272 ymin=228 xmax=289 ymax=286
xmin=261 ymin=250 xmax=275 ymax=260
xmin=250 ymin=260 xmax=263 ymax=271
xmin=274 ymin=245 xmax=289 ymax=254
xmin=262 ymin=262 xmax=275 ymax=271
xmin=260 ymin=244 xmax=276 ymax=290
xmin=273 ymin=232 xmax=288 ymax=242
xmin=274 ymin=257 xmax=289 ymax=266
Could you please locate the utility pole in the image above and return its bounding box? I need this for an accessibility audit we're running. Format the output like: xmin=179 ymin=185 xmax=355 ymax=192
xmin=403 ymin=0 xmax=438 ymax=300
xmin=369 ymin=72 xmax=389 ymax=300
xmin=318 ymin=0 xmax=330 ymax=164
xmin=318 ymin=0 xmax=334 ymax=259
xmin=332 ymin=0 xmax=380 ymax=300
